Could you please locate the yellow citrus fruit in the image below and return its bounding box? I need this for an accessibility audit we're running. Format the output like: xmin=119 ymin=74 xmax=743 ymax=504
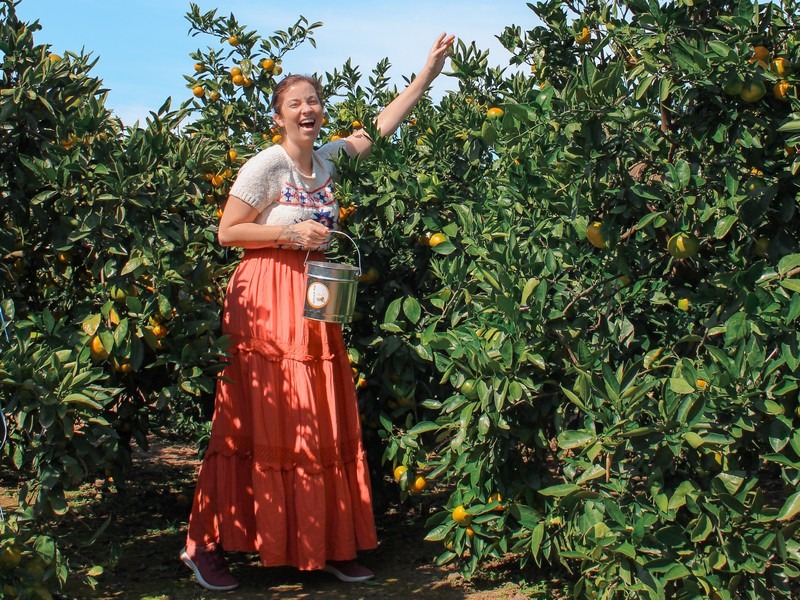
xmin=228 ymin=149 xmax=238 ymax=161
xmin=272 ymin=134 xmax=283 ymax=144
xmin=232 ymin=73 xmax=245 ymax=86
xmin=47 ymin=53 xmax=61 ymax=63
xmin=273 ymin=65 xmax=283 ymax=76
xmin=230 ymin=66 xmax=242 ymax=77
xmin=770 ymin=57 xmax=790 ymax=77
xmin=228 ymin=35 xmax=240 ymax=46
xmin=773 ymin=80 xmax=790 ymax=101
xmin=575 ymin=26 xmax=591 ymax=45
xmin=752 ymin=45 xmax=770 ymax=62
xmin=586 ymin=221 xmax=607 ymax=249
xmin=429 ymin=233 xmax=447 ymax=247
xmin=243 ymin=77 xmax=253 ymax=88
xmin=357 ymin=377 xmax=368 ymax=389
xmin=215 ymin=207 xmax=224 ymax=219
xmin=412 ymin=476 xmax=427 ymax=492
xmin=486 ymin=106 xmax=504 ymax=119
xmin=667 ymin=232 xmax=699 ymax=259
xmin=739 ymin=79 xmax=766 ymax=103
xmin=152 ymin=323 xmax=168 ymax=338
xmin=697 ymin=379 xmax=708 ymax=391
xmin=358 ymin=266 xmax=380 ymax=284
xmin=466 ymin=526 xmax=474 ymax=538
xmin=393 ymin=465 xmax=407 ymax=482
xmin=452 ymin=505 xmax=472 ymax=526
xmin=194 ymin=63 xmax=203 ymax=72
xmin=210 ymin=174 xmax=224 ymax=187
xmin=261 ymin=58 xmax=275 ymax=71
xmin=677 ymin=298 xmax=690 ymax=311
xmin=192 ymin=85 xmax=205 ymax=98
xmin=330 ymin=134 xmax=341 ymax=142
xmin=352 ymin=120 xmax=362 ymax=129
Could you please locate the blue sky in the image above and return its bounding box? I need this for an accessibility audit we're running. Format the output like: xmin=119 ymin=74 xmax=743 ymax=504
xmin=16 ymin=0 xmax=541 ymax=125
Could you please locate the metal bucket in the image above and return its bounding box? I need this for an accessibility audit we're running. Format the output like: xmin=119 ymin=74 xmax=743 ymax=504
xmin=303 ymin=231 xmax=362 ymax=323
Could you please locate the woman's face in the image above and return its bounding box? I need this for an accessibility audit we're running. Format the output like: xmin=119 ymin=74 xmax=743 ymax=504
xmin=273 ymin=81 xmax=324 ymax=145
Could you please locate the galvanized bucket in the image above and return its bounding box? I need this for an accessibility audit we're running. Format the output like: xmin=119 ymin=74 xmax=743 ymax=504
xmin=303 ymin=231 xmax=362 ymax=324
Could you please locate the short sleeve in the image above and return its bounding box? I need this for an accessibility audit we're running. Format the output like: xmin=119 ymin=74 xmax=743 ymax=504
xmin=314 ymin=138 xmax=348 ymax=177
xmin=228 ymin=147 xmax=285 ymax=212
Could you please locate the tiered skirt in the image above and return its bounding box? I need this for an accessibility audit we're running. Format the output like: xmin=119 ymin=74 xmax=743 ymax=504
xmin=186 ymin=248 xmax=377 ymax=570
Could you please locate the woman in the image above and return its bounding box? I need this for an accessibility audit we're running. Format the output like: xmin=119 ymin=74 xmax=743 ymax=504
xmin=180 ymin=33 xmax=455 ymax=591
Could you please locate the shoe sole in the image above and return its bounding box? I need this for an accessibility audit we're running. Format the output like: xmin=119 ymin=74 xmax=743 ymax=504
xmin=179 ymin=547 xmax=240 ymax=592
xmin=322 ymin=564 xmax=375 ymax=583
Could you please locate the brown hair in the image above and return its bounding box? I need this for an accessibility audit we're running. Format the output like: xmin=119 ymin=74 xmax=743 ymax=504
xmin=271 ymin=74 xmax=323 ymax=115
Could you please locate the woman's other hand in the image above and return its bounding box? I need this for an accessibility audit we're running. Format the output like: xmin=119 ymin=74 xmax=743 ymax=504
xmin=284 ymin=219 xmax=330 ymax=249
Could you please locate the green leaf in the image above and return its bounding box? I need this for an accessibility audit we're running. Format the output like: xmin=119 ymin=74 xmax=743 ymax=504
xmin=538 ymin=483 xmax=581 ymax=497
xmin=778 ymin=253 xmax=800 ymax=276
xmin=402 ymin=296 xmax=421 ymax=324
xmin=777 ymin=492 xmax=800 ymax=521
xmin=557 ymin=430 xmax=595 ymax=449
xmin=714 ymin=214 xmax=738 ymax=239
xmin=670 ymin=378 xmax=695 ymax=394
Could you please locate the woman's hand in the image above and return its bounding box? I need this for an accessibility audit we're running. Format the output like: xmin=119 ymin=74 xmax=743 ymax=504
xmin=283 ymin=219 xmax=330 ymax=249
xmin=423 ymin=32 xmax=456 ymax=81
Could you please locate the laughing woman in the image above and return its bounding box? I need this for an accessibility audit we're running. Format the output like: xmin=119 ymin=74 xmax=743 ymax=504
xmin=179 ymin=33 xmax=455 ymax=591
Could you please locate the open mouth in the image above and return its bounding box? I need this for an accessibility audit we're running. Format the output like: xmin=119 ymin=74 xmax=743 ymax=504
xmin=299 ymin=117 xmax=316 ymax=131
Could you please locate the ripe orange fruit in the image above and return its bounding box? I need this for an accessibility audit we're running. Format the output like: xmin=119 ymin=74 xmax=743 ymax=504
xmin=739 ymin=79 xmax=766 ymax=102
xmin=357 ymin=377 xmax=368 ymax=389
xmin=696 ymin=379 xmax=708 ymax=391
xmin=352 ymin=120 xmax=362 ymax=129
xmin=667 ymin=232 xmax=699 ymax=259
xmin=89 ymin=335 xmax=108 ymax=360
xmin=575 ymin=26 xmax=591 ymax=45
xmin=261 ymin=58 xmax=275 ymax=71
xmin=676 ymin=298 xmax=690 ymax=312
xmin=486 ymin=106 xmax=504 ymax=119
xmin=194 ymin=63 xmax=203 ymax=72
xmin=210 ymin=174 xmax=224 ymax=187
xmin=770 ymin=57 xmax=790 ymax=77
xmin=230 ymin=66 xmax=242 ymax=77
xmin=228 ymin=149 xmax=238 ymax=161
xmin=586 ymin=221 xmax=607 ymax=249
xmin=429 ymin=233 xmax=447 ymax=247
xmin=228 ymin=35 xmax=240 ymax=46
xmin=752 ymin=45 xmax=770 ymax=62
xmin=232 ymin=73 xmax=245 ymax=86
xmin=192 ymin=85 xmax=205 ymax=98
xmin=465 ymin=526 xmax=474 ymax=538
xmin=47 ymin=53 xmax=61 ymax=63
xmin=773 ymin=80 xmax=790 ymax=101
xmin=271 ymin=133 xmax=283 ymax=144
xmin=152 ymin=323 xmax=168 ymax=338
xmin=452 ymin=505 xmax=472 ymax=526
xmin=412 ymin=476 xmax=427 ymax=492
xmin=393 ymin=465 xmax=407 ymax=482
xmin=330 ymin=134 xmax=341 ymax=142
xmin=243 ymin=77 xmax=253 ymax=88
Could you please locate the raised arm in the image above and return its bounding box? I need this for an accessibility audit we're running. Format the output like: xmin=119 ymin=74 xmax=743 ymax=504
xmin=345 ymin=33 xmax=455 ymax=158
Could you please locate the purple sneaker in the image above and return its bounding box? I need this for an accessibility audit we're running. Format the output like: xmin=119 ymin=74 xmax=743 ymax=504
xmin=180 ymin=545 xmax=239 ymax=591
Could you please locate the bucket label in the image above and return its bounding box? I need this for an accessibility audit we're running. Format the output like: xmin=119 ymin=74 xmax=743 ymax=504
xmin=307 ymin=282 xmax=330 ymax=309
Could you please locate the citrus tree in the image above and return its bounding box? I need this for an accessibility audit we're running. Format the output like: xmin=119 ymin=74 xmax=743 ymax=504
xmin=338 ymin=0 xmax=800 ymax=597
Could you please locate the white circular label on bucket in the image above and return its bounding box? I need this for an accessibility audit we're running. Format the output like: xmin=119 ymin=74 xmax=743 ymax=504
xmin=307 ymin=282 xmax=330 ymax=309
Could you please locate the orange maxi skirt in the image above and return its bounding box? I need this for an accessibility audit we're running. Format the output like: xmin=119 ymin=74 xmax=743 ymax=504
xmin=185 ymin=248 xmax=377 ymax=570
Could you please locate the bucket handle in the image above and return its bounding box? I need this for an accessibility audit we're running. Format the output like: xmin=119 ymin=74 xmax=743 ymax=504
xmin=304 ymin=230 xmax=362 ymax=276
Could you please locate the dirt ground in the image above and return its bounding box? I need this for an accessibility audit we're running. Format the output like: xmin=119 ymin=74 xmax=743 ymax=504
xmin=37 ymin=438 xmax=569 ymax=600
